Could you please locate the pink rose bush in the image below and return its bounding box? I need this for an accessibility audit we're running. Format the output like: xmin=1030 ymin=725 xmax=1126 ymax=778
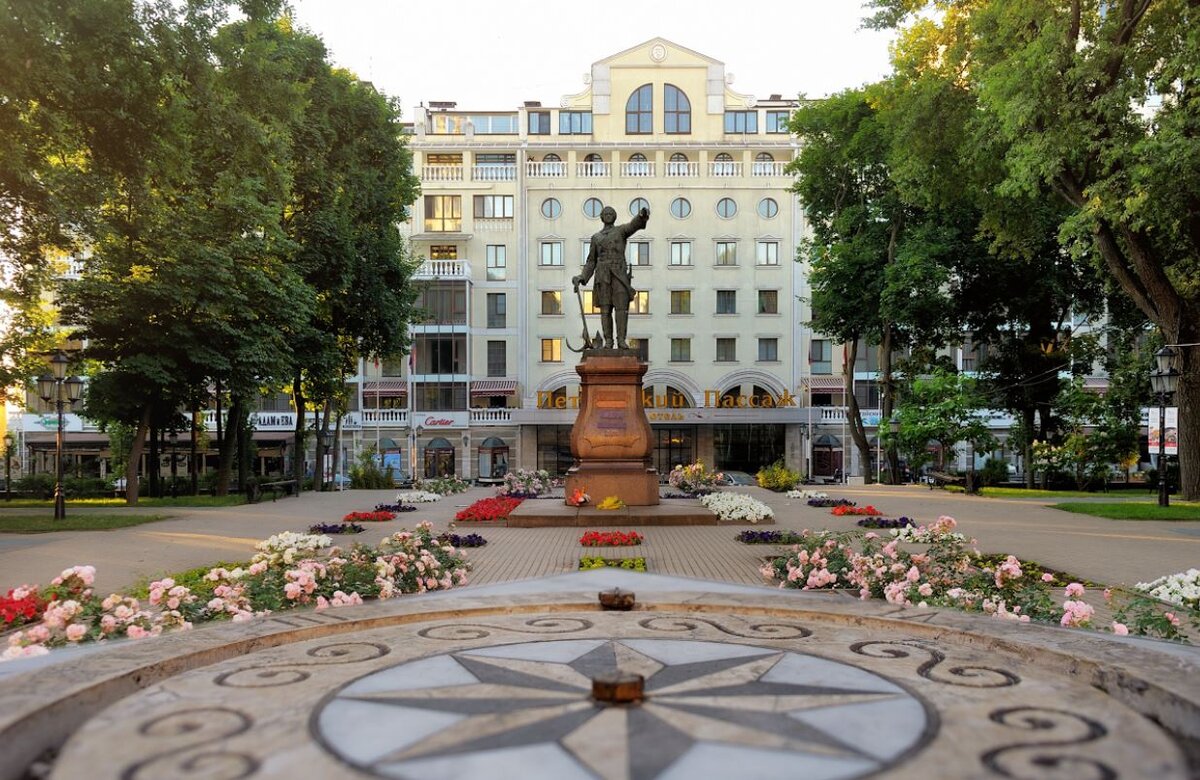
xmin=2 ymin=523 xmax=471 ymax=662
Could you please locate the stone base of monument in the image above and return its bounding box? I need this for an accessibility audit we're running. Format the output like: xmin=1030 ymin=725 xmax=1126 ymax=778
xmin=564 ymin=462 xmax=659 ymax=507
xmin=506 ymin=499 xmax=720 ymax=527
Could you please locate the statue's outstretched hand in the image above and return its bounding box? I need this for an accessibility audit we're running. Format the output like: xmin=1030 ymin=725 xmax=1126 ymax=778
xmin=639 ymin=207 xmax=650 ymax=221
xmin=571 ymin=274 xmax=582 ymax=292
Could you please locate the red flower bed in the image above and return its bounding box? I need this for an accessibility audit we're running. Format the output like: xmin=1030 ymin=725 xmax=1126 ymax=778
xmin=831 ymin=504 xmax=883 ymax=517
xmin=342 ymin=510 xmax=396 ymax=523
xmin=580 ymin=530 xmax=644 ymax=547
xmin=1 ymin=586 xmax=44 ymax=629
xmin=455 ymin=496 xmax=524 ymax=522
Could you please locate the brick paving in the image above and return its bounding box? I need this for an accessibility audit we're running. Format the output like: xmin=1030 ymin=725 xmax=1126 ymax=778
xmin=2 ymin=484 xmax=1198 ymax=593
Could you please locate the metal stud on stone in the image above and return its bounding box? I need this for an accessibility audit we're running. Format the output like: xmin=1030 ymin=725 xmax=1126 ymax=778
xmin=599 ymin=588 xmax=635 ymax=610
xmin=592 ymin=672 xmax=644 ymax=704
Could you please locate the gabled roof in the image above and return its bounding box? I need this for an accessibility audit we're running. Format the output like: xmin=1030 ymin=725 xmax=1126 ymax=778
xmin=594 ymin=37 xmax=725 ymax=67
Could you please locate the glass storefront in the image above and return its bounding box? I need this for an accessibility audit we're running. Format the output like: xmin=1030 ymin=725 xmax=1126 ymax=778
xmin=536 ymin=425 xmax=574 ymax=477
xmin=713 ymin=424 xmax=785 ymax=473
xmin=653 ymin=427 xmax=695 ymax=474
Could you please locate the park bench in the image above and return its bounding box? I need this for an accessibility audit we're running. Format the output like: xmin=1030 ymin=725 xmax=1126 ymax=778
xmin=926 ymin=471 xmax=966 ymax=490
xmin=251 ymin=479 xmax=299 ymax=503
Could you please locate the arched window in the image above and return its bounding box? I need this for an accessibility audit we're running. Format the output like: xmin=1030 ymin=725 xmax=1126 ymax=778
xmin=628 ymin=152 xmax=651 ymax=177
xmin=753 ymin=151 xmax=775 ymax=176
xmin=581 ymin=152 xmax=605 ymax=177
xmin=667 ymin=152 xmax=690 ymax=176
xmin=664 ymin=84 xmax=691 ymax=133
xmin=543 ymin=152 xmax=564 ymax=176
xmin=626 ymin=84 xmax=653 ymax=134
xmin=714 ymin=152 xmax=735 ymax=176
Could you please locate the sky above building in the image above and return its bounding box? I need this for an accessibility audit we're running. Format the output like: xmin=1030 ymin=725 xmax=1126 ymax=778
xmin=287 ymin=0 xmax=896 ymax=119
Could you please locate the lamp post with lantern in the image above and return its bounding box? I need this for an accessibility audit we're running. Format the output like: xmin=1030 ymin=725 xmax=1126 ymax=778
xmin=36 ymin=352 xmax=84 ymax=520
xmin=168 ymin=429 xmax=179 ymax=498
xmin=3 ymin=431 xmax=14 ymax=501
xmin=1150 ymin=346 xmax=1179 ymax=508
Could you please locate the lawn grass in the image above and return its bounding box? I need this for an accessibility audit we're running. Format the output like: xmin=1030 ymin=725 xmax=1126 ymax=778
xmin=0 ymin=494 xmax=246 ymax=509
xmin=1053 ymin=502 xmax=1200 ymax=521
xmin=946 ymin=485 xmax=1153 ymax=499
xmin=0 ymin=513 xmax=175 ymax=533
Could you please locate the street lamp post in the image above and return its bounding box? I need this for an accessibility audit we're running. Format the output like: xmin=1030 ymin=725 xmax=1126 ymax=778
xmin=1150 ymin=346 xmax=1179 ymax=508
xmin=319 ymin=430 xmax=332 ymax=491
xmin=3 ymin=432 xmax=14 ymax=501
xmin=169 ymin=429 xmax=179 ymax=498
xmin=36 ymin=352 xmax=83 ymax=520
xmin=888 ymin=413 xmax=901 ymax=484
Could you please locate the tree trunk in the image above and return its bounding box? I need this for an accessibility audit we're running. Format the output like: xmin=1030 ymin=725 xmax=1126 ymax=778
xmin=124 ymin=406 xmax=151 ymax=506
xmin=292 ymin=373 xmax=305 ymax=492
xmin=215 ymin=395 xmax=243 ymax=495
xmin=843 ymin=339 xmax=873 ymax=482
xmin=1023 ymin=407 xmax=1036 ymax=489
xmin=1177 ymin=344 xmax=1199 ymax=501
xmin=236 ymin=403 xmax=249 ymax=492
xmin=147 ymin=422 xmax=159 ymax=498
xmin=190 ymin=400 xmax=199 ymax=495
xmin=331 ymin=404 xmax=343 ymax=490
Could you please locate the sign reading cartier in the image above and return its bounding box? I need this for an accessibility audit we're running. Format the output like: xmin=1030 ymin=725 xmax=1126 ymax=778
xmin=537 ymin=389 xmax=797 ymax=410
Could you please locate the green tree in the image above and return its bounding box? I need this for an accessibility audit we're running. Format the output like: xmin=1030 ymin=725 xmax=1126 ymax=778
xmin=867 ymin=0 xmax=1200 ymax=499
xmin=895 ymin=369 xmax=996 ymax=481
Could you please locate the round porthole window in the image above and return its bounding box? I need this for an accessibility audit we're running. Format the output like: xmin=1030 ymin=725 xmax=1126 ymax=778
xmin=541 ymin=198 xmax=562 ymax=219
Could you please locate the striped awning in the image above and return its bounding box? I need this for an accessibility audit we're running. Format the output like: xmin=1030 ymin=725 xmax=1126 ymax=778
xmin=470 ymin=379 xmax=518 ymax=397
xmin=803 ymin=376 xmax=846 ymax=390
xmin=362 ymin=380 xmax=408 ymax=397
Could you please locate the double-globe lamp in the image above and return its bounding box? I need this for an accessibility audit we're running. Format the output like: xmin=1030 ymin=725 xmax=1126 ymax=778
xmin=1149 ymin=346 xmax=1179 ymax=508
xmin=36 ymin=352 xmax=84 ymax=520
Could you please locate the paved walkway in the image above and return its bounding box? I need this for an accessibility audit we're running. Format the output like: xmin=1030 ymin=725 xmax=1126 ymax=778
xmin=1 ymin=485 xmax=1197 ymax=593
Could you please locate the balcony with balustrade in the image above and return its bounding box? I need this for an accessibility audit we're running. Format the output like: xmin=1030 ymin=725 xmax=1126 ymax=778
xmin=526 ymin=161 xmax=567 ymax=178
xmin=414 ymin=259 xmax=473 ymax=280
xmin=470 ymin=408 xmax=513 ymax=426
xmin=708 ymin=161 xmax=744 ymax=178
xmin=421 ymin=164 xmax=464 ymax=182
xmin=664 ymin=161 xmax=699 ymax=178
xmin=619 ymin=161 xmax=656 ymax=178
xmin=472 ymin=164 xmax=516 ymax=182
xmin=576 ymin=161 xmax=611 ymax=178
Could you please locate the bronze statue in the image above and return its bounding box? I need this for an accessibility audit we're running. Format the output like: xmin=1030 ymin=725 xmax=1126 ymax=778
xmin=572 ymin=205 xmax=649 ymax=349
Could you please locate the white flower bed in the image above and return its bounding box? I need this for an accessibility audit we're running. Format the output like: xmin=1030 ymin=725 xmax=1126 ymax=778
xmin=397 ymin=491 xmax=441 ymax=503
xmin=786 ymin=490 xmax=827 ymax=500
xmin=253 ymin=532 xmax=333 ymax=565
xmin=1136 ymin=569 xmax=1200 ymax=611
xmin=699 ymin=492 xmax=774 ymax=524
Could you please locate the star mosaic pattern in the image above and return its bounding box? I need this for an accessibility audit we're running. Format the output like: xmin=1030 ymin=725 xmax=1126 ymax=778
xmin=316 ymin=639 xmax=931 ymax=780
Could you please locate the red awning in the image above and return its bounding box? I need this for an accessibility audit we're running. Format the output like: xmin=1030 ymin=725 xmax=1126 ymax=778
xmin=363 ymin=380 xmax=408 ymax=397
xmin=470 ymin=379 xmax=518 ymax=397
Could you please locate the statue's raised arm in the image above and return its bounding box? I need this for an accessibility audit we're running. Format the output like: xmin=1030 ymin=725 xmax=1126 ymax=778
xmin=569 ymin=205 xmax=650 ymax=350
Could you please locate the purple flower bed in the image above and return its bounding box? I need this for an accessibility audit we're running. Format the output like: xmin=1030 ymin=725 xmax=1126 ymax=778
xmin=735 ymin=530 xmax=806 ymax=545
xmin=856 ymin=516 xmax=916 ymax=529
xmin=806 ymin=498 xmax=856 ymax=508
xmin=375 ymin=503 xmax=418 ymax=513
xmin=437 ymin=533 xmax=488 ymax=548
xmin=308 ymin=522 xmax=366 ymax=535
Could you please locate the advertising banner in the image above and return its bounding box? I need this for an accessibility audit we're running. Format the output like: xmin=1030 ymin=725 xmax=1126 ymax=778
xmin=1146 ymin=407 xmax=1178 ymax=457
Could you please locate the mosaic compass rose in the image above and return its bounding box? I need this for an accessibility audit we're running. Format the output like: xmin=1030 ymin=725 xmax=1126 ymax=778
xmin=316 ymin=639 xmax=933 ymax=780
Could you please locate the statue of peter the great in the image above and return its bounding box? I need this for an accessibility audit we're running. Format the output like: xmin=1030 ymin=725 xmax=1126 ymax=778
xmin=572 ymin=205 xmax=649 ymax=349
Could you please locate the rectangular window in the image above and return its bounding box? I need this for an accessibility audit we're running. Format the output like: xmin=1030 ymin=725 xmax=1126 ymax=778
xmin=559 ymin=111 xmax=593 ymax=134
xmin=670 ymin=338 xmax=691 ymax=362
xmin=541 ymin=291 xmax=562 ymax=315
xmin=541 ymin=338 xmax=562 ymax=362
xmin=716 ymin=337 xmax=737 ymax=362
xmin=756 ymin=241 xmax=779 ymax=266
xmin=528 ymin=111 xmax=551 ymax=135
xmin=581 ymin=291 xmax=602 ymax=314
xmin=758 ymin=289 xmax=778 ymax=314
xmin=765 ymin=110 xmax=791 ymax=133
xmin=465 ymin=114 xmax=518 ymax=134
xmin=413 ymin=334 xmax=467 ymax=374
xmin=724 ymin=110 xmax=758 ymax=133
xmin=417 ymin=284 xmax=467 ymax=323
xmin=581 ymin=240 xmax=591 ymax=265
xmin=486 ymin=293 xmax=506 ymax=328
xmin=423 ymin=195 xmax=461 ymax=232
xmin=430 ymin=245 xmax=457 ymax=259
xmin=426 ymin=153 xmax=463 ymax=166
xmin=758 ymin=338 xmax=779 ymax=362
xmin=670 ymin=290 xmax=691 ymax=314
xmin=630 ymin=290 xmax=650 ymax=314
xmin=716 ymin=290 xmax=737 ymax=314
xmin=629 ymin=338 xmax=650 ymax=362
xmin=853 ymin=338 xmax=881 ymax=372
xmin=473 ymin=195 xmax=514 ymax=219
xmin=487 ymin=341 xmax=506 ymax=377
xmin=485 ymin=245 xmax=506 ymax=281
xmin=855 ymin=380 xmax=882 ymax=409
xmin=413 ymin=381 xmax=468 ymax=411
xmin=669 ymin=241 xmax=692 ymax=266
xmin=540 ymin=242 xmax=563 ymax=267
xmin=627 ymin=241 xmax=650 ymax=266
xmin=715 ymin=241 xmax=737 ymax=266
xmin=809 ymin=339 xmax=833 ymax=374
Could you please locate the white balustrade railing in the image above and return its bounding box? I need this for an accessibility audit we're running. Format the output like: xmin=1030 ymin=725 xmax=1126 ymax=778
xmin=751 ymin=161 xmax=787 ymax=176
xmin=421 ymin=165 xmax=463 ymax=181
xmin=470 ymin=408 xmax=513 ymax=425
xmin=415 ymin=259 xmax=472 ymax=279
xmin=619 ymin=161 xmax=655 ymax=177
xmin=576 ymin=161 xmax=611 ymax=177
xmin=525 ymin=161 xmax=567 ymax=178
xmin=665 ymin=162 xmax=699 ymax=177
xmin=472 ymin=164 xmax=516 ymax=181
xmin=362 ymin=409 xmax=409 ymax=425
xmin=472 ymin=218 xmax=514 ymax=232
xmin=708 ymin=162 xmax=744 ymax=177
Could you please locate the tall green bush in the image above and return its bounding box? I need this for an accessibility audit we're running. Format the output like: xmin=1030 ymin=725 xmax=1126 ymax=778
xmin=756 ymin=460 xmax=800 ymax=492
